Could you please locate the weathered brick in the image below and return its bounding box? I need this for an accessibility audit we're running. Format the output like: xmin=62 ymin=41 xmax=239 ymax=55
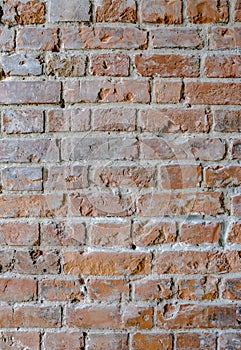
xmin=187 ymin=0 xmax=228 ymax=23
xmin=133 ymin=278 xmax=173 ymax=301
xmin=17 ymin=28 xmax=58 ymax=51
xmin=213 ymin=109 xmax=241 ymax=132
xmin=40 ymin=279 xmax=85 ymax=301
xmin=45 ymin=165 xmax=88 ymax=190
xmin=45 ymin=52 xmax=86 ymax=77
xmin=92 ymin=108 xmax=136 ymax=131
xmin=46 ymin=109 xmax=90 ymax=132
xmin=2 ymin=0 xmax=45 ymax=25
xmin=132 ymin=333 xmax=173 ymax=350
xmin=151 ymin=28 xmax=203 ymax=48
xmin=41 ymin=221 xmax=86 ymax=246
xmin=154 ymin=80 xmax=182 ymax=103
xmin=227 ymin=222 xmax=241 ymax=244
xmin=86 ymin=278 xmax=129 ymax=302
xmin=159 ymin=165 xmax=202 ymax=189
xmin=204 ymin=165 xmax=241 ymax=188
xmin=64 ymin=79 xmax=150 ymax=103
xmin=219 ymin=333 xmax=241 ymax=350
xmin=235 ymin=0 xmax=241 ymax=21
xmin=0 ymin=332 xmax=40 ymax=350
xmin=176 ymin=333 xmax=217 ymax=350
xmin=0 ymin=278 xmax=37 ymax=302
xmin=49 ymin=0 xmax=90 ymax=22
xmin=64 ymin=251 xmax=152 ymax=275
xmin=90 ymin=53 xmax=129 ymax=76
xmin=179 ymin=222 xmax=221 ymax=244
xmin=231 ymin=195 xmax=241 ymax=215
xmin=232 ymin=140 xmax=241 ymax=159
xmin=14 ymin=250 xmax=60 ymax=274
xmin=141 ymin=0 xmax=182 ymax=24
xmin=87 ymin=334 xmax=128 ymax=350
xmin=0 ymin=81 xmax=61 ymax=105
xmin=177 ymin=277 xmax=219 ymax=300
xmin=0 ymin=28 xmax=15 ymax=52
xmin=2 ymin=166 xmax=43 ymax=191
xmin=135 ymin=54 xmax=200 ymax=77
xmin=222 ymin=278 xmax=241 ymax=300
xmin=0 ymin=222 xmax=39 ymax=246
xmin=44 ymin=332 xmax=84 ymax=350
xmin=2 ymin=110 xmax=44 ymax=134
xmin=95 ymin=0 xmax=136 ymax=22
xmin=62 ymin=26 xmax=147 ymax=50
xmin=122 ymin=305 xmax=153 ymax=329
xmin=209 ymin=26 xmax=241 ymax=49
xmin=205 ymin=54 xmax=241 ymax=78
xmin=2 ymin=54 xmax=42 ymax=76
xmin=0 ymin=250 xmax=15 ymax=273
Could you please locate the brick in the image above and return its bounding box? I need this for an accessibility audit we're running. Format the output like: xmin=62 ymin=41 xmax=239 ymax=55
xmin=2 ymin=166 xmax=43 ymax=191
xmin=0 ymin=28 xmax=15 ymax=52
xmin=45 ymin=165 xmax=88 ymax=190
xmin=185 ymin=82 xmax=241 ymax=105
xmin=213 ymin=109 xmax=241 ymax=132
xmin=17 ymin=28 xmax=58 ymax=51
xmin=0 ymin=306 xmax=61 ymax=328
xmin=159 ymin=165 xmax=202 ymax=189
xmin=62 ymin=137 xmax=138 ymax=161
xmin=133 ymin=278 xmax=173 ymax=301
xmin=177 ymin=277 xmax=219 ymax=301
xmin=45 ymin=52 xmax=86 ymax=77
xmin=49 ymin=0 xmax=90 ymax=22
xmin=2 ymin=54 xmax=42 ymax=76
xmin=176 ymin=333 xmax=217 ymax=350
xmin=90 ymin=53 xmax=129 ymax=76
xmin=0 ymin=139 xmax=59 ymax=163
xmin=46 ymin=109 xmax=90 ymax=132
xmin=0 ymin=81 xmax=61 ymax=105
xmin=151 ymin=28 xmax=203 ymax=48
xmin=0 ymin=222 xmax=39 ymax=246
xmin=44 ymin=332 xmax=84 ymax=350
xmin=204 ymin=166 xmax=241 ymax=188
xmin=0 ymin=332 xmax=40 ymax=350
xmin=92 ymin=165 xmax=155 ymax=187
xmin=64 ymin=79 xmax=150 ymax=103
xmin=2 ymin=110 xmax=44 ymax=134
xmin=157 ymin=304 xmax=241 ymax=329
xmin=95 ymin=0 xmax=136 ymax=22
xmin=155 ymin=250 xmax=241 ymax=274
xmin=209 ymin=27 xmax=241 ymax=49
xmin=235 ymin=0 xmax=241 ymax=21
xmin=219 ymin=333 xmax=241 ymax=350
xmin=187 ymin=0 xmax=228 ymax=23
xmin=138 ymin=107 xmax=210 ymax=133
xmin=0 ymin=250 xmax=15 ymax=273
xmin=86 ymin=278 xmax=129 ymax=302
xmin=231 ymin=195 xmax=241 ymax=215
xmin=63 ymin=251 xmax=152 ymax=275
xmin=14 ymin=250 xmax=60 ymax=274
xmin=154 ymin=80 xmax=182 ymax=103
xmin=132 ymin=333 xmax=173 ymax=350
xmin=62 ymin=26 xmax=147 ymax=49
xmin=227 ymin=222 xmax=241 ymax=244
xmin=133 ymin=220 xmax=177 ymax=246
xmin=87 ymin=334 xmax=128 ymax=350
xmin=141 ymin=0 xmax=182 ymax=24
xmin=0 ymin=194 xmax=66 ymax=218
xmin=92 ymin=108 xmax=136 ymax=131
xmin=179 ymin=222 xmax=221 ymax=244
xmin=0 ymin=278 xmax=37 ymax=302
xmin=222 ymin=278 xmax=241 ymax=300
xmin=89 ymin=221 xmax=131 ymax=247
xmin=122 ymin=305 xmax=153 ymax=329
xmin=41 ymin=222 xmax=85 ymax=246
xmin=205 ymin=54 xmax=241 ymax=78
xmin=69 ymin=192 xmax=135 ymax=217
xmin=2 ymin=0 xmax=45 ymax=25
xmin=232 ymin=140 xmax=241 ymax=159
xmin=40 ymin=279 xmax=85 ymax=301
xmin=135 ymin=54 xmax=200 ymax=77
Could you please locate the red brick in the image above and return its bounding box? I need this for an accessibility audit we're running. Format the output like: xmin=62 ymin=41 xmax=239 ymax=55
xmin=222 ymin=278 xmax=241 ymax=300
xmin=63 ymin=251 xmax=152 ymax=275
xmin=2 ymin=110 xmax=43 ymax=134
xmin=151 ymin=28 xmax=203 ymax=48
xmin=87 ymin=334 xmax=128 ymax=350
xmin=45 ymin=52 xmax=86 ymax=77
xmin=2 ymin=0 xmax=45 ymax=25
xmin=64 ymin=79 xmax=150 ymax=103
xmin=135 ymin=54 xmax=199 ymax=77
xmin=45 ymin=165 xmax=88 ymax=190
xmin=14 ymin=250 xmax=60 ymax=274
xmin=0 ymin=28 xmax=15 ymax=52
xmin=0 ymin=222 xmax=39 ymax=246
xmin=179 ymin=222 xmax=221 ymax=244
xmin=49 ymin=0 xmax=90 ymax=22
xmin=89 ymin=220 xmax=131 ymax=247
xmin=0 ymin=278 xmax=37 ymax=302
xmin=44 ymin=332 xmax=84 ymax=350
xmin=141 ymin=0 xmax=182 ymax=24
xmin=133 ymin=220 xmax=177 ymax=246
xmin=204 ymin=165 xmax=241 ymax=188
xmin=138 ymin=107 xmax=210 ymax=133
xmin=17 ymin=28 xmax=58 ymax=51
xmin=231 ymin=195 xmax=241 ymax=215
xmin=155 ymin=250 xmax=241 ymax=274
xmin=154 ymin=80 xmax=182 ymax=104
xmin=157 ymin=304 xmax=241 ymax=329
xmin=92 ymin=108 xmax=136 ymax=131
xmin=227 ymin=222 xmax=241 ymax=244
xmin=0 ymin=81 xmax=61 ymax=105
xmin=177 ymin=277 xmax=219 ymax=300
xmin=187 ymin=0 xmax=228 ymax=23
xmin=209 ymin=26 xmax=241 ymax=49
xmin=235 ymin=0 xmax=241 ymax=21
xmin=232 ymin=140 xmax=241 ymax=159
xmin=90 ymin=53 xmax=129 ymax=76
xmin=62 ymin=27 xmax=147 ymax=49
xmin=159 ymin=165 xmax=202 ymax=189
xmin=41 ymin=221 xmax=86 ymax=246
xmin=219 ymin=333 xmax=241 ymax=350
xmin=0 ymin=332 xmax=40 ymax=350
xmin=95 ymin=0 xmax=136 ymax=22
xmin=46 ymin=109 xmax=90 ymax=132
xmin=205 ymin=54 xmax=241 ymax=78
xmin=176 ymin=333 xmax=217 ymax=350
xmin=2 ymin=166 xmax=43 ymax=191
xmin=86 ymin=278 xmax=129 ymax=302
xmin=40 ymin=279 xmax=85 ymax=301
xmin=132 ymin=333 xmax=173 ymax=350
xmin=213 ymin=109 xmax=241 ymax=132
xmin=185 ymin=82 xmax=241 ymax=105
xmin=0 ymin=250 xmax=15 ymax=273
xmin=0 ymin=306 xmax=61 ymax=328
xmin=133 ymin=278 xmax=173 ymax=301
xmin=122 ymin=305 xmax=153 ymax=329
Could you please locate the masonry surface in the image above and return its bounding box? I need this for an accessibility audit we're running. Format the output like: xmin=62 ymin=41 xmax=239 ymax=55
xmin=0 ymin=0 xmax=240 ymax=349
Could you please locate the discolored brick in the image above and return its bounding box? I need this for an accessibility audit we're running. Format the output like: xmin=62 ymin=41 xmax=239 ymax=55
xmin=187 ymin=0 xmax=228 ymax=23
xmin=141 ymin=0 xmax=182 ymax=24
xmin=2 ymin=110 xmax=44 ymax=134
xmin=95 ymin=0 xmax=136 ymax=22
xmin=90 ymin=53 xmax=129 ymax=76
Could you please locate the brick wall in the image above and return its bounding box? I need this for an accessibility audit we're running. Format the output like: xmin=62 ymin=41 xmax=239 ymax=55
xmin=0 ymin=0 xmax=240 ymax=349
